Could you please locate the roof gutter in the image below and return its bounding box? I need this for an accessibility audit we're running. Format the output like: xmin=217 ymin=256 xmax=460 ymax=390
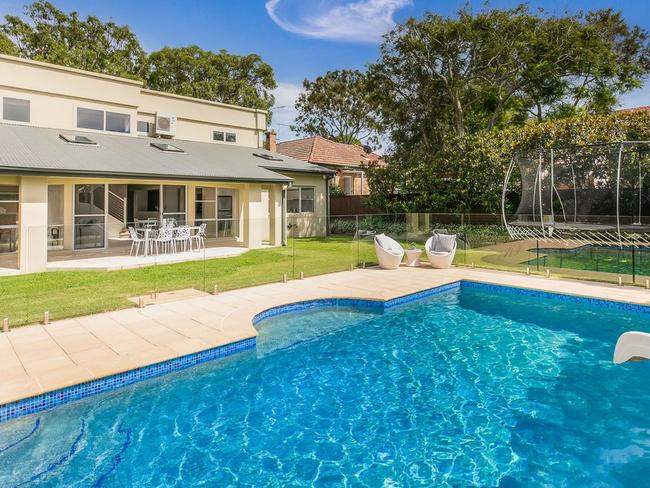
xmin=0 ymin=166 xmax=294 ymax=184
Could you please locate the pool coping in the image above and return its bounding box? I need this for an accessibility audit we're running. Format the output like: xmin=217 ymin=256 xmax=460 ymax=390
xmin=3 ymin=272 xmax=650 ymax=423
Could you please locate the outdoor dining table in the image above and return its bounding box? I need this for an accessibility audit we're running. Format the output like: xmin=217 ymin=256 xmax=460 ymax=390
xmin=139 ymin=226 xmax=201 ymax=257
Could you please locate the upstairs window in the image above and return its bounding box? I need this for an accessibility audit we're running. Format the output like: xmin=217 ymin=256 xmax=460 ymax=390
xmin=3 ymin=97 xmax=30 ymax=123
xmin=137 ymin=121 xmax=150 ymax=134
xmin=106 ymin=111 xmax=130 ymax=133
xmin=225 ymin=132 xmax=237 ymax=143
xmin=213 ymin=131 xmax=224 ymax=142
xmin=77 ymin=107 xmax=131 ymax=133
xmin=77 ymin=107 xmax=104 ymax=131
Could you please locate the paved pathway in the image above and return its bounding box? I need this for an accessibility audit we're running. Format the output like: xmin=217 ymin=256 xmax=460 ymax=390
xmin=2 ymin=265 xmax=649 ymax=406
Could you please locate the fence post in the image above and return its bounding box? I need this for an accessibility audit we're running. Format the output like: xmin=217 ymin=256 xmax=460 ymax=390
xmin=356 ymin=215 xmax=360 ymax=267
xmin=291 ymin=219 xmax=296 ymax=279
xmin=632 ymin=240 xmax=636 ymax=284
xmin=536 ymin=240 xmax=540 ymax=272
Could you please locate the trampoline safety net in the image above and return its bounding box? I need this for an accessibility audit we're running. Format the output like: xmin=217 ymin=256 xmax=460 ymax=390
xmin=502 ymin=142 xmax=650 ymax=246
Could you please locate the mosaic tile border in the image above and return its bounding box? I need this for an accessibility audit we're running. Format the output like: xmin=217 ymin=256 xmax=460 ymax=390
xmin=460 ymin=280 xmax=650 ymax=314
xmin=4 ymin=277 xmax=647 ymax=424
xmin=253 ymin=281 xmax=462 ymax=325
xmin=0 ymin=337 xmax=256 ymax=424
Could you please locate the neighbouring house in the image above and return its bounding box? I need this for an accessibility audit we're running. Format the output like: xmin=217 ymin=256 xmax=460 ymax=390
xmin=275 ymin=136 xmax=381 ymax=197
xmin=0 ymin=54 xmax=333 ymax=274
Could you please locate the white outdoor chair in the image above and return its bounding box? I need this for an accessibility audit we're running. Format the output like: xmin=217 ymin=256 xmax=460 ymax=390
xmin=374 ymin=233 xmax=405 ymax=269
xmin=128 ymin=226 xmax=147 ymax=256
xmin=190 ymin=223 xmax=207 ymax=251
xmin=425 ymin=233 xmax=457 ymax=269
xmin=172 ymin=225 xmax=191 ymax=253
xmin=151 ymin=227 xmax=173 ymax=255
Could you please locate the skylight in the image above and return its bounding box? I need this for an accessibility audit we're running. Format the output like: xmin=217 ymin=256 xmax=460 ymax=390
xmin=150 ymin=142 xmax=184 ymax=153
xmin=253 ymin=152 xmax=283 ymax=162
xmin=59 ymin=134 xmax=97 ymax=145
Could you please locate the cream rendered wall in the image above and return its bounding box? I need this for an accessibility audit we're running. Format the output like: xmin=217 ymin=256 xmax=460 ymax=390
xmin=0 ymin=55 xmax=142 ymax=108
xmin=136 ymin=90 xmax=265 ymax=147
xmin=0 ymin=55 xmax=267 ymax=147
xmin=283 ymin=172 xmax=329 ymax=238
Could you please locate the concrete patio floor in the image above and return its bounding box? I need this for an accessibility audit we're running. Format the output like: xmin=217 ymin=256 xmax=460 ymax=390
xmin=46 ymin=246 xmax=248 ymax=271
xmin=1 ymin=265 xmax=649 ymax=407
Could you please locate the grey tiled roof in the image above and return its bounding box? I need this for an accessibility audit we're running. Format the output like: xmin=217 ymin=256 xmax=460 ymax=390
xmin=0 ymin=123 xmax=334 ymax=182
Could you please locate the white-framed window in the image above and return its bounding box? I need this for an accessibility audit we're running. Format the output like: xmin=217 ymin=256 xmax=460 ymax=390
xmin=137 ymin=120 xmax=150 ymax=134
xmin=212 ymin=130 xmax=236 ymax=143
xmin=76 ymin=107 xmax=131 ymax=133
xmin=2 ymin=97 xmax=30 ymax=123
xmin=287 ymin=186 xmax=315 ymax=214
xmin=343 ymin=176 xmax=354 ymax=195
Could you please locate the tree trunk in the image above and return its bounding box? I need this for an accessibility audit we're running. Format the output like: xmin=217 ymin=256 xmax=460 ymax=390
xmin=452 ymin=96 xmax=465 ymax=137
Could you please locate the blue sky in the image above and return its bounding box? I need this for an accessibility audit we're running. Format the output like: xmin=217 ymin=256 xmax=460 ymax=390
xmin=1 ymin=0 xmax=649 ymax=142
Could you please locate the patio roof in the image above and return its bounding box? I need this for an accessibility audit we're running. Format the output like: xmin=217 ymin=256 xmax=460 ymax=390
xmin=0 ymin=123 xmax=333 ymax=183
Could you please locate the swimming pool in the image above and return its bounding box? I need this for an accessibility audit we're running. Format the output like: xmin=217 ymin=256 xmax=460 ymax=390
xmin=1 ymin=282 xmax=649 ymax=486
xmin=528 ymin=244 xmax=650 ymax=276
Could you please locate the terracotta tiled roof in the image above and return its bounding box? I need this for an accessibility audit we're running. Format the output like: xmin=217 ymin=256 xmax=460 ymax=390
xmin=617 ymin=106 xmax=650 ymax=113
xmin=276 ymin=135 xmax=382 ymax=168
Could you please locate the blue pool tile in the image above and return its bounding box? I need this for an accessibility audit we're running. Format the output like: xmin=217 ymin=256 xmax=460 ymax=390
xmin=0 ymin=337 xmax=256 ymax=424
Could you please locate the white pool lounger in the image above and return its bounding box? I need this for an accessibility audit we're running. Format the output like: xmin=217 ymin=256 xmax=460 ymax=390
xmin=613 ymin=331 xmax=650 ymax=363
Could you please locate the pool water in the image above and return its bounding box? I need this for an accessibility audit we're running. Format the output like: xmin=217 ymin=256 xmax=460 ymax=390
xmin=528 ymin=244 xmax=650 ymax=276
xmin=1 ymin=284 xmax=650 ymax=486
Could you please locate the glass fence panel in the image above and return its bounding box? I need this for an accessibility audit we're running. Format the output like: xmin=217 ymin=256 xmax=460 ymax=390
xmin=291 ymin=216 xmax=355 ymax=278
xmin=4 ymin=214 xmax=650 ymax=333
xmin=201 ymin=217 xmax=292 ymax=293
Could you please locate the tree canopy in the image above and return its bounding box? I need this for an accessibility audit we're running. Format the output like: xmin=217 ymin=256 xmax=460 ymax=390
xmin=0 ymin=1 xmax=276 ymax=111
xmin=1 ymin=1 xmax=145 ymax=79
xmin=363 ymin=5 xmax=650 ymax=213
xmin=145 ymin=46 xmax=276 ymax=111
xmin=292 ymin=69 xmax=381 ymax=146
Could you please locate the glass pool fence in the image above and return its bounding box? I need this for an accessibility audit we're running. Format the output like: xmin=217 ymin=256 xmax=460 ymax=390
xmin=2 ymin=213 xmax=649 ymax=328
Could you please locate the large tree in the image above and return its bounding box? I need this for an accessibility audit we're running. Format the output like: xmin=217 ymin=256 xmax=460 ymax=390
xmin=1 ymin=1 xmax=145 ymax=78
xmin=370 ymin=6 xmax=650 ymax=144
xmin=365 ymin=5 xmax=650 ymax=212
xmin=292 ymin=69 xmax=381 ymax=147
xmin=145 ymin=46 xmax=276 ymax=111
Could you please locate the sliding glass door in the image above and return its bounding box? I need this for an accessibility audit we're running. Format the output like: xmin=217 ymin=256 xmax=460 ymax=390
xmin=195 ymin=187 xmax=239 ymax=239
xmin=74 ymin=184 xmax=105 ymax=250
xmin=162 ymin=185 xmax=186 ymax=224
xmin=0 ymin=185 xmax=18 ymax=254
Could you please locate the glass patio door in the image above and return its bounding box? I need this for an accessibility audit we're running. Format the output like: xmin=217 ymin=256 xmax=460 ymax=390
xmin=162 ymin=185 xmax=186 ymax=224
xmin=74 ymin=184 xmax=106 ymax=250
xmin=0 ymin=185 xmax=18 ymax=254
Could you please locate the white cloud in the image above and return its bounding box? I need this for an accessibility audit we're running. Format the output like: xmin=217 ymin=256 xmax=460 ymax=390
xmin=265 ymin=0 xmax=411 ymax=44
xmin=269 ymin=81 xmax=304 ymax=142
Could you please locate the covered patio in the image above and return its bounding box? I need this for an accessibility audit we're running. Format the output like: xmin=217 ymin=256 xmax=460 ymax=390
xmin=0 ymin=123 xmax=333 ymax=274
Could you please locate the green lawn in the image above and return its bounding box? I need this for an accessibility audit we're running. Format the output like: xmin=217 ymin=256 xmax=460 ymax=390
xmin=0 ymin=236 xmax=378 ymax=327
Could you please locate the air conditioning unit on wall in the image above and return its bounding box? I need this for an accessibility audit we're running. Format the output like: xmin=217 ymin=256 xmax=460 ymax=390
xmin=154 ymin=113 xmax=177 ymax=137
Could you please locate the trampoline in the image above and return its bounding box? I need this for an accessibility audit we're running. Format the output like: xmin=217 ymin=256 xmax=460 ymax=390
xmin=502 ymin=142 xmax=650 ymax=246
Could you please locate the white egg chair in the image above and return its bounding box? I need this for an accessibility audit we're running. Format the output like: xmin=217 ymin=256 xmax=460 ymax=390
xmin=374 ymin=233 xmax=405 ymax=269
xmin=425 ymin=233 xmax=457 ymax=269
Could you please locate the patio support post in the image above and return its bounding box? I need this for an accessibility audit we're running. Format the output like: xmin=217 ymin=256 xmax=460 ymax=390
xmin=242 ymin=184 xmax=265 ymax=249
xmin=19 ymin=176 xmax=49 ymax=273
